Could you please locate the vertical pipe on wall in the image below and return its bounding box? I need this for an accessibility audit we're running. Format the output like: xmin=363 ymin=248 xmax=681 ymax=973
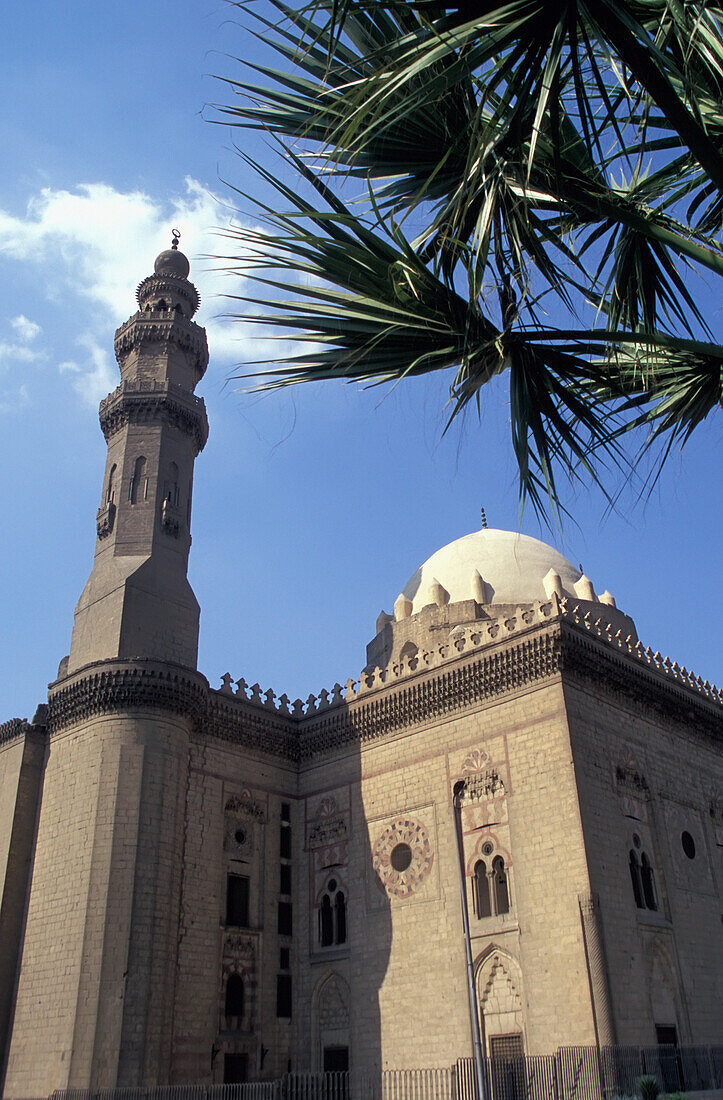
xmin=453 ymin=781 xmax=487 ymax=1100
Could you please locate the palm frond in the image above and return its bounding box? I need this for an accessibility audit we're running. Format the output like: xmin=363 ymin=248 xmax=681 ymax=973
xmin=217 ymin=0 xmax=723 ymax=515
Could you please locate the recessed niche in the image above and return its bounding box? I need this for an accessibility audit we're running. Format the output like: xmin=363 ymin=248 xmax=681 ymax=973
xmin=681 ymin=831 xmax=696 ymax=860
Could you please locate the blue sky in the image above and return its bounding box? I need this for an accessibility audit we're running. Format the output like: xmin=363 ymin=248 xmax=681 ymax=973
xmin=1 ymin=1 xmax=721 ymax=722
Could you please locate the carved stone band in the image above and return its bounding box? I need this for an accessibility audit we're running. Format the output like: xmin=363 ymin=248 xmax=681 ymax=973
xmin=99 ymin=387 xmax=209 ymax=453
xmin=114 ymin=314 xmax=209 ymax=377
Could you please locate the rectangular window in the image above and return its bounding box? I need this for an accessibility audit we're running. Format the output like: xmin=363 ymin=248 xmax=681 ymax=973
xmin=324 ymin=1047 xmax=349 ymax=1073
xmin=278 ymin=900 xmax=293 ymax=937
xmin=276 ymin=973 xmax=292 ymax=1018
xmin=280 ymin=825 xmax=291 ymax=859
xmin=280 ymin=863 xmax=291 ymax=894
xmin=281 ymin=802 xmax=291 ymax=822
xmin=490 ymin=1034 xmax=524 ymax=1060
xmin=224 ymin=1053 xmax=248 ymax=1084
xmin=280 ymin=947 xmax=290 ymax=970
xmin=226 ymin=874 xmax=250 ymax=927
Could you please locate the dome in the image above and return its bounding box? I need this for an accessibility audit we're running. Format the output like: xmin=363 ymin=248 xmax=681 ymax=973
xmin=154 ymin=247 xmax=190 ymax=279
xmin=401 ymin=528 xmax=582 ymax=613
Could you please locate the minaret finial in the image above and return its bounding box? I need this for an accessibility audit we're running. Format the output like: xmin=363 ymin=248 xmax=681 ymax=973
xmin=171 ymin=228 xmax=181 ymax=250
xmin=480 ymin=507 xmax=488 ymax=530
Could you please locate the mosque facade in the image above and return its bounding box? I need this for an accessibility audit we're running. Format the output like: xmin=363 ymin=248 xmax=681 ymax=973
xmin=0 ymin=246 xmax=721 ymax=1097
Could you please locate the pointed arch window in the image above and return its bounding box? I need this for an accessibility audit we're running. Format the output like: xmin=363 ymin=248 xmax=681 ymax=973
xmin=629 ymin=851 xmax=644 ymax=908
xmin=629 ymin=836 xmax=658 ymax=911
xmin=472 ymin=849 xmax=511 ymax=920
xmin=641 ymin=853 xmax=658 ymax=911
xmin=106 ymin=463 xmax=117 ymax=504
xmin=319 ymin=879 xmax=346 ymax=947
xmin=492 ymin=856 xmax=510 ymax=915
xmin=335 ymin=890 xmax=347 ymax=944
xmin=319 ymin=894 xmax=334 ymax=947
xmin=129 ymin=456 xmax=147 ymax=504
xmin=474 ymin=860 xmax=492 ymax=919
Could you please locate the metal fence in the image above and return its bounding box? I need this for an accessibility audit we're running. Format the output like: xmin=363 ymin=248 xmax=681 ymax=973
xmin=50 ymin=1045 xmax=723 ymax=1100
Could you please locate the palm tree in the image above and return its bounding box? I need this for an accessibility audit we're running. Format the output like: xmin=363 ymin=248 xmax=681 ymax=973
xmin=216 ymin=0 xmax=723 ymax=516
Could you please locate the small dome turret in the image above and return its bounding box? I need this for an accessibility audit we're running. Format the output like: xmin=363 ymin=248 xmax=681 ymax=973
xmin=154 ymin=231 xmax=191 ymax=279
xmin=135 ymin=230 xmax=200 ymax=318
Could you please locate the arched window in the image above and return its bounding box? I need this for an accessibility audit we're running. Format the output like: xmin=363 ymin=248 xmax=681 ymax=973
xmin=225 ymin=972 xmax=244 ymax=1018
xmin=641 ymin=853 xmax=658 ymax=911
xmin=129 ymin=456 xmax=147 ymax=504
xmin=474 ymin=860 xmax=492 ymax=919
xmin=493 ymin=856 xmax=510 ymax=915
xmin=399 ymin=641 xmax=419 ymax=668
xmin=106 ymin=463 xmax=117 ymax=504
xmin=319 ymin=879 xmax=346 ymax=947
xmin=335 ymin=891 xmax=347 ymax=944
xmin=629 ymin=851 xmax=644 ymax=908
xmin=319 ymin=894 xmax=334 ymax=947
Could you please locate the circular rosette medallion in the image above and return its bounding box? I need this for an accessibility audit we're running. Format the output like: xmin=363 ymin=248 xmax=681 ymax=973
xmin=372 ymin=817 xmax=434 ymax=899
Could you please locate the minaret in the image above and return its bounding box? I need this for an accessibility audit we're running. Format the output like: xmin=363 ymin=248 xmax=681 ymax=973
xmin=3 ymin=240 xmax=211 ymax=1096
xmin=68 ymin=231 xmax=208 ymax=673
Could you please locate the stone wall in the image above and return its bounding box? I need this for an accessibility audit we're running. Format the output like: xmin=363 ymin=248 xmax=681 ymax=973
xmin=565 ymin=673 xmax=723 ymax=1046
xmin=0 ymin=722 xmax=46 ymax=1088
xmin=3 ymin=708 xmax=192 ymax=1097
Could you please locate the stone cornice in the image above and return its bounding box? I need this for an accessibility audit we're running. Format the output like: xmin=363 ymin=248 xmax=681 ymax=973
xmin=0 ymin=717 xmax=32 ymax=746
xmin=298 ymin=626 xmax=563 ymax=758
xmin=206 ymin=693 xmax=299 ymax=760
xmin=557 ymin=619 xmax=723 ymax=740
xmin=114 ymin=313 xmax=209 ymax=378
xmin=43 ymin=616 xmax=722 ymax=759
xmin=47 ymin=660 xmax=209 ymax=736
xmin=99 ymin=381 xmax=209 ymax=453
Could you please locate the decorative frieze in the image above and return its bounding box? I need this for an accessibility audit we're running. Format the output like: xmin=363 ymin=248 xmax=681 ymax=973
xmin=114 ymin=312 xmax=208 ymax=375
xmin=0 ymin=718 xmax=31 ymax=746
xmin=44 ymin=606 xmax=723 ymax=755
xmin=135 ymin=273 xmax=201 ymax=313
xmin=99 ymin=381 xmax=208 ymax=453
xmin=47 ymin=660 xmax=208 ymax=735
xmin=226 ymin=792 xmax=266 ymax=823
xmin=309 ymin=818 xmax=348 ymax=849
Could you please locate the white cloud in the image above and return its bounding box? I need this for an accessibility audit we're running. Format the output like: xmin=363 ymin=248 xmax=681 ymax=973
xmin=11 ymin=314 xmax=41 ymax=342
xmin=0 ymin=178 xmax=269 ymax=402
xmin=59 ymin=335 xmax=117 ymax=406
xmin=0 ymin=313 xmax=46 ymax=371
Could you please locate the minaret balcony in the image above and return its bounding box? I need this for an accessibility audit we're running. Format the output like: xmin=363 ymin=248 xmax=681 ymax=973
xmin=114 ymin=312 xmax=209 ymax=380
xmin=99 ymin=379 xmax=209 ymax=453
xmin=96 ymin=501 xmax=116 ymax=539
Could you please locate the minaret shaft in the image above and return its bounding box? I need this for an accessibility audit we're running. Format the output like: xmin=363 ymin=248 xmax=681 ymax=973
xmin=2 ymin=241 xmax=210 ymax=1097
xmin=68 ymin=247 xmax=208 ymax=674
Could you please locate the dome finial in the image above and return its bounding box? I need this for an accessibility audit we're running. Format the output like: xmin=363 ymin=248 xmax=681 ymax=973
xmin=153 ymin=234 xmax=191 ymax=280
xmin=480 ymin=506 xmax=488 ymax=530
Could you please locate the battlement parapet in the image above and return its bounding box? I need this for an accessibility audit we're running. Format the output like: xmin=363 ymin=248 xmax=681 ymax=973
xmin=214 ymin=596 xmax=722 ymax=723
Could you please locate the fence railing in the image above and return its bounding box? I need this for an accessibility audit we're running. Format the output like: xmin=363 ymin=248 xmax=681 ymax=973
xmin=49 ymin=1044 xmax=723 ymax=1100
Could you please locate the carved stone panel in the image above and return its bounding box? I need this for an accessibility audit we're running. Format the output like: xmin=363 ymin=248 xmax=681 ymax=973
xmin=371 ymin=814 xmax=434 ymax=901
